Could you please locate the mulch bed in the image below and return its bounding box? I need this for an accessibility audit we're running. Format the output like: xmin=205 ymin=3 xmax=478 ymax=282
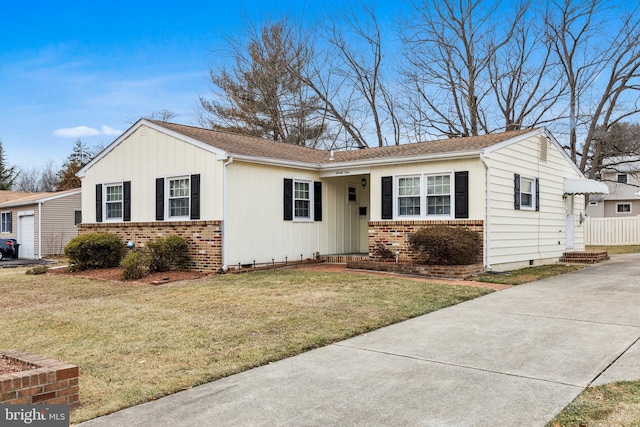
xmin=0 ymin=357 xmax=32 ymax=375
xmin=47 ymin=267 xmax=206 ymax=284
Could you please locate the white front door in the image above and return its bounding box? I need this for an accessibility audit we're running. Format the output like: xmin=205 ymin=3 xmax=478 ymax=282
xmin=565 ymin=195 xmax=574 ymax=250
xmin=18 ymin=214 xmax=35 ymax=259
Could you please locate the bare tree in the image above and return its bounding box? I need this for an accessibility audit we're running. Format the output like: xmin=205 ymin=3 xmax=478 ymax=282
xmin=401 ymin=0 xmax=525 ymax=137
xmin=199 ymin=19 xmax=325 ymax=147
xmin=488 ymin=5 xmax=565 ymax=132
xmin=15 ymin=160 xmax=59 ymax=192
xmin=545 ymin=0 xmax=640 ymax=176
xmin=300 ymin=3 xmax=400 ymax=148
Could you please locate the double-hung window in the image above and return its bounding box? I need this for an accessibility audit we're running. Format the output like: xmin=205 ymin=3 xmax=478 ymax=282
xmin=1 ymin=212 xmax=11 ymax=233
xmin=105 ymin=184 xmax=123 ymax=220
xmin=398 ymin=176 xmax=421 ymax=216
xmin=426 ymin=175 xmax=451 ymax=215
xmin=168 ymin=177 xmax=190 ymax=219
xmin=294 ymin=180 xmax=311 ymax=220
xmin=396 ymin=174 xmax=452 ymax=218
xmin=519 ymin=177 xmax=535 ymax=209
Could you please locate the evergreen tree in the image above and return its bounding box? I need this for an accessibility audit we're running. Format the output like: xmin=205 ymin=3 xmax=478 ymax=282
xmin=57 ymin=139 xmax=100 ymax=191
xmin=0 ymin=139 xmax=18 ymax=190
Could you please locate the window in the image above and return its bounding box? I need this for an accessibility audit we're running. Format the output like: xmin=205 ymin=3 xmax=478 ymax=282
xmin=1 ymin=212 xmax=11 ymax=233
xmin=395 ymin=174 xmax=453 ymax=218
xmin=347 ymin=184 xmax=357 ymax=203
xmin=398 ymin=176 xmax=421 ymax=216
xmin=617 ymin=174 xmax=628 ymax=183
xmin=294 ymin=180 xmax=311 ymax=219
xmin=105 ymin=184 xmax=123 ymax=220
xmin=617 ymin=203 xmax=632 ymax=213
xmin=168 ymin=177 xmax=190 ymax=218
xmin=74 ymin=210 xmax=82 ymax=226
xmin=426 ymin=175 xmax=451 ymax=215
xmin=520 ymin=177 xmax=535 ymax=209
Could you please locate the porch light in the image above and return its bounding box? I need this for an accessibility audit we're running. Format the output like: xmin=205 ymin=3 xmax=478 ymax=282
xmin=361 ymin=177 xmax=367 ymax=189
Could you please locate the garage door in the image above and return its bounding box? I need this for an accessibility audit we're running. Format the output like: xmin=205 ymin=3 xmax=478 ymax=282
xmin=18 ymin=214 xmax=35 ymax=259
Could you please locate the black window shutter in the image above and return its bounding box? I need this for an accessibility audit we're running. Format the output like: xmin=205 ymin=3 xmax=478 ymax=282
xmin=381 ymin=176 xmax=393 ymax=219
xmin=7 ymin=212 xmax=11 ymax=233
xmin=123 ymin=181 xmax=131 ymax=222
xmin=314 ymin=181 xmax=322 ymax=221
xmin=535 ymin=178 xmax=540 ymax=212
xmin=514 ymin=174 xmax=521 ymax=210
xmin=454 ymin=171 xmax=469 ymax=219
xmin=190 ymin=174 xmax=201 ymax=220
xmin=284 ymin=178 xmax=293 ymax=220
xmin=156 ymin=178 xmax=164 ymax=221
xmin=95 ymin=184 xmax=103 ymax=222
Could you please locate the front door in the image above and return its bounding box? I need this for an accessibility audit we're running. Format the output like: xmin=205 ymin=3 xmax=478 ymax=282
xmin=565 ymin=195 xmax=574 ymax=250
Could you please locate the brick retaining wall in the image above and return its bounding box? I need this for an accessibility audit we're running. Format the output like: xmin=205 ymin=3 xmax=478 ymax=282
xmin=0 ymin=350 xmax=79 ymax=409
xmin=369 ymin=220 xmax=484 ymax=263
xmin=79 ymin=221 xmax=223 ymax=272
xmin=348 ymin=260 xmax=484 ymax=280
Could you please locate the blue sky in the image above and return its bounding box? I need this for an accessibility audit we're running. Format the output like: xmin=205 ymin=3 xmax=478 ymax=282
xmin=1 ymin=0 xmax=371 ymax=170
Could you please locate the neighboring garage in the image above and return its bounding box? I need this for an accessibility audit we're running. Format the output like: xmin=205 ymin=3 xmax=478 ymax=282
xmin=0 ymin=189 xmax=81 ymax=259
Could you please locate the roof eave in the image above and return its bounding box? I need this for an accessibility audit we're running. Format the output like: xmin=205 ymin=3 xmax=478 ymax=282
xmin=321 ymin=150 xmax=483 ymax=170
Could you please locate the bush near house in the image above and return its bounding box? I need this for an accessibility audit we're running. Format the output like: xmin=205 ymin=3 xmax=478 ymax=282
xmin=64 ymin=233 xmax=126 ymax=271
xmin=146 ymin=235 xmax=190 ymax=272
xmin=120 ymin=251 xmax=153 ymax=280
xmin=409 ymin=226 xmax=481 ymax=265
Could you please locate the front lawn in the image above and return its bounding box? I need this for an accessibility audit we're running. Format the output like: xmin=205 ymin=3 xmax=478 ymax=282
xmin=0 ymin=267 xmax=491 ymax=423
xmin=473 ymin=263 xmax=587 ymax=285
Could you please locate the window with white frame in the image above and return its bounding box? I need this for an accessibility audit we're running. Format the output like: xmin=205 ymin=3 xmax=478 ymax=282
xmin=347 ymin=184 xmax=357 ymax=203
xmin=519 ymin=177 xmax=535 ymax=209
xmin=617 ymin=203 xmax=632 ymax=213
xmin=105 ymin=184 xmax=123 ymax=220
xmin=1 ymin=212 xmax=11 ymax=233
xmin=398 ymin=176 xmax=421 ymax=216
xmin=426 ymin=175 xmax=451 ymax=215
xmin=617 ymin=174 xmax=628 ymax=183
xmin=294 ymin=180 xmax=311 ymax=219
xmin=168 ymin=177 xmax=190 ymax=218
xmin=396 ymin=173 xmax=453 ymax=218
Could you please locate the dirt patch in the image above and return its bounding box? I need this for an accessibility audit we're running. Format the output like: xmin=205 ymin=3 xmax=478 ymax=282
xmin=47 ymin=267 xmax=206 ymax=284
xmin=0 ymin=357 xmax=32 ymax=375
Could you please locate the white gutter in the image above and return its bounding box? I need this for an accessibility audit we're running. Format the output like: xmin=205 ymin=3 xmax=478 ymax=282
xmin=480 ymin=153 xmax=491 ymax=270
xmin=222 ymin=156 xmax=234 ymax=270
xmin=37 ymin=202 xmax=42 ymax=260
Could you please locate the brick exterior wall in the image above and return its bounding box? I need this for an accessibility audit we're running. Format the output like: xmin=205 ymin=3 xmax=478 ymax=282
xmin=79 ymin=221 xmax=223 ymax=273
xmin=0 ymin=350 xmax=79 ymax=409
xmin=347 ymin=260 xmax=484 ymax=280
xmin=369 ymin=220 xmax=484 ymax=263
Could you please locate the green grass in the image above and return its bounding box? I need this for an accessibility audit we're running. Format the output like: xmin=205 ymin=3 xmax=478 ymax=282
xmin=474 ymin=263 xmax=587 ymax=285
xmin=0 ymin=267 xmax=491 ymax=423
xmin=587 ymin=245 xmax=640 ymax=255
xmin=548 ymin=381 xmax=640 ymax=427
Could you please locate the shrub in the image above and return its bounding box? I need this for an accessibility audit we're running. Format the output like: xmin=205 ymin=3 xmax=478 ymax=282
xmin=408 ymin=226 xmax=481 ymax=265
xmin=25 ymin=265 xmax=49 ymax=275
xmin=146 ymin=235 xmax=190 ymax=272
xmin=120 ymin=251 xmax=152 ymax=280
xmin=373 ymin=242 xmax=395 ymax=260
xmin=64 ymin=233 xmax=126 ymax=271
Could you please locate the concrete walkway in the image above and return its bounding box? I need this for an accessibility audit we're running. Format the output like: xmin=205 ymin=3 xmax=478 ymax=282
xmin=79 ymin=254 xmax=640 ymax=426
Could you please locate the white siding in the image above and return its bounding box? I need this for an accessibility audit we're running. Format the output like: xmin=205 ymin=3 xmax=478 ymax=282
xmin=486 ymin=135 xmax=584 ymax=268
xmin=224 ymin=162 xmax=369 ymax=265
xmin=81 ymin=126 xmax=223 ymax=223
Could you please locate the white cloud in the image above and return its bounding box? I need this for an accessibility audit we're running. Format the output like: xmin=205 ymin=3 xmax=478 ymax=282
xmin=54 ymin=125 xmax=122 ymax=138
xmin=101 ymin=125 xmax=122 ymax=135
xmin=54 ymin=126 xmax=100 ymax=138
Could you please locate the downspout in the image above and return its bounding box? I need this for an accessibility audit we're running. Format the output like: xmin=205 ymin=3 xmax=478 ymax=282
xmin=480 ymin=154 xmax=492 ymax=270
xmin=38 ymin=202 xmax=42 ymax=260
xmin=222 ymin=156 xmax=234 ymax=271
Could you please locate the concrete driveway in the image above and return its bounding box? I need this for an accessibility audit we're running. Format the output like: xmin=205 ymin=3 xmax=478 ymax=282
xmin=79 ymin=254 xmax=640 ymax=426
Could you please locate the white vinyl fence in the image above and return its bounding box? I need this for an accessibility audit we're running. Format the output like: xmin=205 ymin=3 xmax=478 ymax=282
xmin=584 ymin=215 xmax=640 ymax=245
